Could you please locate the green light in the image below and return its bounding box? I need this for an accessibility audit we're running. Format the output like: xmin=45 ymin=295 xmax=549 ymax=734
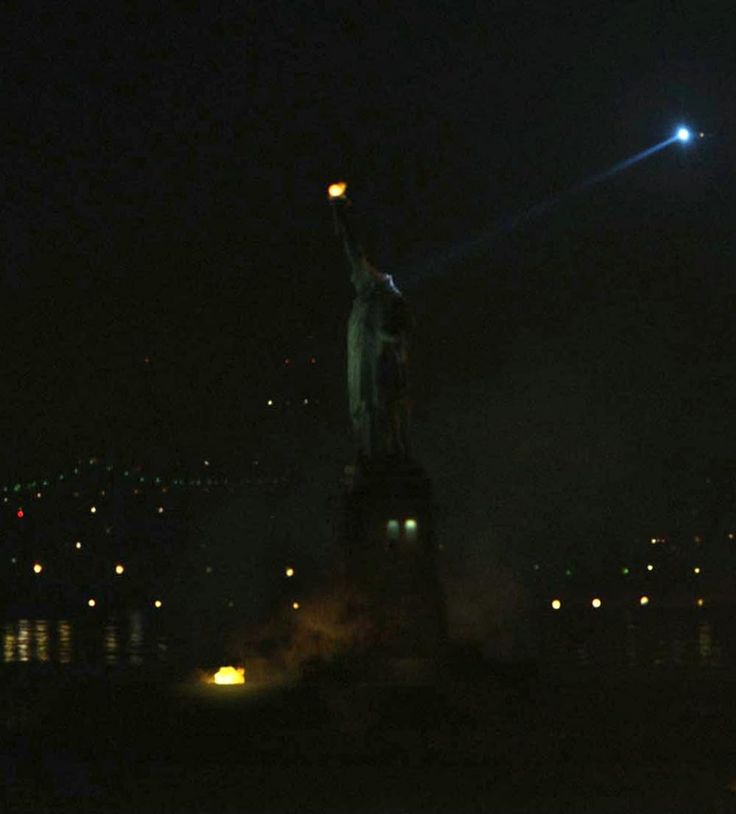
xmin=13 ymin=484 xmax=21 ymax=493
xmin=621 ymin=566 xmax=630 ymax=576
xmin=565 ymin=568 xmax=573 ymax=577
xmin=58 ymin=474 xmax=65 ymax=481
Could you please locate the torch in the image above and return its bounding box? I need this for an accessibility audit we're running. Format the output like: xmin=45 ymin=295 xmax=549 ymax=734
xmin=327 ymin=181 xmax=349 ymax=235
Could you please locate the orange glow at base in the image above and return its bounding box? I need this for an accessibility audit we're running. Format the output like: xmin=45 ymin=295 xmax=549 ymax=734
xmin=213 ymin=665 xmax=245 ymax=685
xmin=327 ymin=181 xmax=348 ymax=199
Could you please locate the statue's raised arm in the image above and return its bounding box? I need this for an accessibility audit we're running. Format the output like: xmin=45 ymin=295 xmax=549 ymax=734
xmin=331 ymin=193 xmax=379 ymax=295
xmin=328 ymin=183 xmax=412 ymax=462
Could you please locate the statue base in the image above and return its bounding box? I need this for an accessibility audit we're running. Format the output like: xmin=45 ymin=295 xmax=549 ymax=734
xmin=342 ymin=456 xmax=447 ymax=662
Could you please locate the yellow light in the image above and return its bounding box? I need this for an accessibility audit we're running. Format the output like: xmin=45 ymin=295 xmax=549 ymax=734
xmin=213 ymin=665 xmax=245 ymax=685
xmin=551 ymin=599 xmax=562 ymax=610
xmin=693 ymin=566 xmax=701 ymax=575
xmin=650 ymin=537 xmax=657 ymax=544
xmin=154 ymin=599 xmax=162 ymax=609
xmin=327 ymin=181 xmax=348 ymax=199
xmin=285 ymin=567 xmax=295 ymax=578
xmin=87 ymin=598 xmax=96 ymax=608
xmin=115 ymin=564 xmax=125 ymax=575
xmin=267 ymin=399 xmax=274 ymax=406
xmin=639 ymin=595 xmax=650 ymax=606
xmin=90 ymin=506 xmax=97 ymax=514
xmin=75 ymin=541 xmax=82 ymax=550
xmin=292 ymin=601 xmax=300 ymax=610
xmin=33 ymin=563 xmax=43 ymax=574
xmin=646 ymin=564 xmax=654 ymax=572
xmin=696 ymin=597 xmax=704 ymax=608
xmin=591 ymin=597 xmax=602 ymax=609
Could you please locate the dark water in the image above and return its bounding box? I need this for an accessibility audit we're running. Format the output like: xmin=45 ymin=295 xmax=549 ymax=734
xmin=2 ymin=612 xmax=168 ymax=667
xmin=538 ymin=607 xmax=735 ymax=673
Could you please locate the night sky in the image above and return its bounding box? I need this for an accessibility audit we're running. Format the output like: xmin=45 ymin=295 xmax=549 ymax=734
xmin=3 ymin=1 xmax=735 ymax=571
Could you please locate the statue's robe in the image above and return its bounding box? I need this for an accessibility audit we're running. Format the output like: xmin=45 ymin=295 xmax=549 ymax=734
xmin=337 ymin=206 xmax=411 ymax=459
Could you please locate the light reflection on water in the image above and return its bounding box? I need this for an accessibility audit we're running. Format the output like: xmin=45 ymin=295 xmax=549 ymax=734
xmin=2 ymin=614 xmax=168 ymax=666
xmin=543 ymin=611 xmax=730 ymax=670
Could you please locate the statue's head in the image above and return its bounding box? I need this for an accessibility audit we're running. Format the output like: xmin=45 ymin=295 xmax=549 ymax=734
xmin=352 ymin=257 xmax=392 ymax=294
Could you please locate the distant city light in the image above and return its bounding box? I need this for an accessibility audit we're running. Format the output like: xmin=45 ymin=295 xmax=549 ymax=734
xmin=591 ymin=597 xmax=602 ymax=609
xmin=292 ymin=601 xmax=300 ymax=610
xmin=114 ymin=564 xmax=125 ymax=575
xmin=154 ymin=599 xmax=163 ymax=609
xmin=639 ymin=595 xmax=650 ymax=606
xmin=90 ymin=506 xmax=97 ymax=514
xmin=696 ymin=597 xmax=704 ymax=608
xmin=87 ymin=598 xmax=96 ymax=608
xmin=693 ymin=566 xmax=701 ymax=575
xmin=650 ymin=537 xmax=656 ymax=544
xmin=303 ymin=398 xmax=309 ymax=405
xmin=621 ymin=566 xmax=630 ymax=576
xmin=285 ymin=567 xmax=295 ymax=578
xmin=16 ymin=508 xmax=24 ymax=519
xmin=565 ymin=568 xmax=573 ymax=577
xmin=157 ymin=506 xmax=164 ymax=514
xmin=267 ymin=399 xmax=274 ymax=406
xmin=646 ymin=564 xmax=654 ymax=572
xmin=204 ymin=460 xmax=210 ymax=467
xmin=551 ymin=599 xmax=562 ymax=610
xmin=33 ymin=563 xmax=43 ymax=574
xmin=676 ymin=127 xmax=691 ymax=142
xmin=75 ymin=541 xmax=82 ymax=550
xmin=35 ymin=491 xmax=42 ymax=499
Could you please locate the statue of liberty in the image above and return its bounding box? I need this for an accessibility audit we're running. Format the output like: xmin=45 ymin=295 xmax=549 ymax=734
xmin=329 ymin=184 xmax=411 ymax=461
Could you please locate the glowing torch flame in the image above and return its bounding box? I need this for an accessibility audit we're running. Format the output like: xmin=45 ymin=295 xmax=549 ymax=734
xmin=327 ymin=181 xmax=348 ymax=200
xmin=212 ymin=665 xmax=245 ymax=685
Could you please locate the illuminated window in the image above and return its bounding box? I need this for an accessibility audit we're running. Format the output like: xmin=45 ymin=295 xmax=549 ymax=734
xmin=404 ymin=518 xmax=418 ymax=542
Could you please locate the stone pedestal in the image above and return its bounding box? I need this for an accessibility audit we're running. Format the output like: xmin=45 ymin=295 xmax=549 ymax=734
xmin=342 ymin=457 xmax=447 ymax=663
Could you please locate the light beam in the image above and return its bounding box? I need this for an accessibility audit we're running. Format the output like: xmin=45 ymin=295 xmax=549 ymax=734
xmin=407 ymin=125 xmax=696 ymax=284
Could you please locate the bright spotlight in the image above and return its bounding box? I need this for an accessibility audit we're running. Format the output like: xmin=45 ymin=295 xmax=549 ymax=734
xmin=676 ymin=127 xmax=691 ymax=142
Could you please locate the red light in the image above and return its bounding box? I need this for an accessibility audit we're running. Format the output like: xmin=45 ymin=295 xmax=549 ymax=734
xmin=16 ymin=508 xmax=24 ymax=519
